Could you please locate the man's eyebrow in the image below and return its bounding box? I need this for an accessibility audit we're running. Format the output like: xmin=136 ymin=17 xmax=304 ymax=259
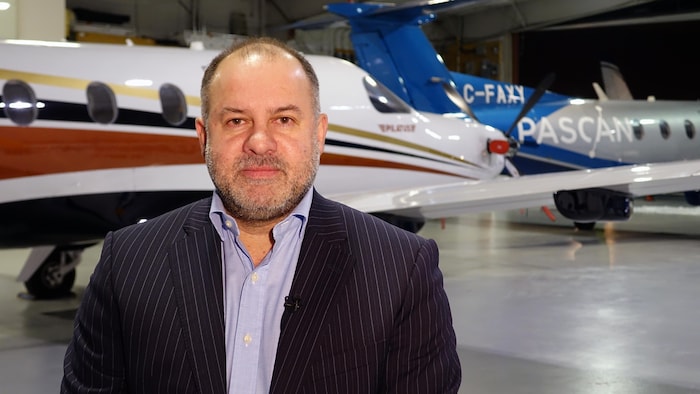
xmin=218 ymin=105 xmax=301 ymax=116
xmin=222 ymin=107 xmax=244 ymax=114
xmin=275 ymin=105 xmax=302 ymax=114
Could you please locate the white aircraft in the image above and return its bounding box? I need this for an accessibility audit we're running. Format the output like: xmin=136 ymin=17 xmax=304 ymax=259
xmin=2 ymin=39 xmax=700 ymax=298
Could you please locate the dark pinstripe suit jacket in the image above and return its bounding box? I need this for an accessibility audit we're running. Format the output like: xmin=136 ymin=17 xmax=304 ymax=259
xmin=62 ymin=191 xmax=461 ymax=393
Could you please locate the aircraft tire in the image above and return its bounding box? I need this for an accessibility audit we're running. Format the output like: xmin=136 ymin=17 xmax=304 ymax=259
xmin=24 ymin=255 xmax=77 ymax=299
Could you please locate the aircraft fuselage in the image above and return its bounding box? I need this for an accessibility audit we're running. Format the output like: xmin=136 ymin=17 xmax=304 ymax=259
xmin=0 ymin=39 xmax=507 ymax=248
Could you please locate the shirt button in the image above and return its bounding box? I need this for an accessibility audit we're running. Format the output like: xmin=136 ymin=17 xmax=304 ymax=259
xmin=225 ymin=220 xmax=233 ymax=228
xmin=243 ymin=333 xmax=252 ymax=346
xmin=251 ymin=272 xmax=259 ymax=284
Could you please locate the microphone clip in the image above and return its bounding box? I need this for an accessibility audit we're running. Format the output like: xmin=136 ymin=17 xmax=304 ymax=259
xmin=284 ymin=295 xmax=303 ymax=312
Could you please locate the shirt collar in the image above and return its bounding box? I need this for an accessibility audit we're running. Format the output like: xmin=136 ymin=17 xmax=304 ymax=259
xmin=208 ymin=187 xmax=314 ymax=239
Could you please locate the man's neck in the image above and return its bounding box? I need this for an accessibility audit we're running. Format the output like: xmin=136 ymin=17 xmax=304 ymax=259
xmin=236 ymin=219 xmax=277 ymax=267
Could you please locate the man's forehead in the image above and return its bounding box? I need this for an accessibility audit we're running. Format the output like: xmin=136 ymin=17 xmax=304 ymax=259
xmin=215 ymin=53 xmax=306 ymax=84
xmin=227 ymin=45 xmax=295 ymax=64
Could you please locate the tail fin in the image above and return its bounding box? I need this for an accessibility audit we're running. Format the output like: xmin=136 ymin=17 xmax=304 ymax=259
xmin=325 ymin=1 xmax=568 ymax=116
xmin=325 ymin=2 xmax=468 ymax=114
xmin=600 ymin=61 xmax=634 ymax=100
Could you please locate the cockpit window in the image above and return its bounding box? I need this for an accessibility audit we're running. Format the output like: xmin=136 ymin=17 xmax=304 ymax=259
xmin=363 ymin=76 xmax=411 ymax=114
xmin=159 ymin=83 xmax=188 ymax=126
xmin=2 ymin=80 xmax=38 ymax=126
xmin=86 ymin=82 xmax=118 ymax=124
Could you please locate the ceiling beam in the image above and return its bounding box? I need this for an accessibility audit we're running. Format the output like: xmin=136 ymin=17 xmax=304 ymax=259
xmin=440 ymin=0 xmax=656 ymax=42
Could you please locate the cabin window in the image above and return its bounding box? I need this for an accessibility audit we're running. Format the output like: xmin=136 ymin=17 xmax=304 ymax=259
xmin=631 ymin=119 xmax=644 ymax=140
xmin=2 ymin=80 xmax=38 ymax=126
xmin=159 ymin=83 xmax=187 ymax=126
xmin=363 ymin=76 xmax=411 ymax=114
xmin=86 ymin=82 xmax=118 ymax=124
xmin=659 ymin=120 xmax=670 ymax=139
xmin=685 ymin=119 xmax=696 ymax=139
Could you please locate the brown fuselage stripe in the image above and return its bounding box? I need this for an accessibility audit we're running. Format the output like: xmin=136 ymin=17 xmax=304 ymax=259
xmin=320 ymin=153 xmax=464 ymax=177
xmin=0 ymin=126 xmax=469 ymax=180
xmin=0 ymin=126 xmax=203 ymax=179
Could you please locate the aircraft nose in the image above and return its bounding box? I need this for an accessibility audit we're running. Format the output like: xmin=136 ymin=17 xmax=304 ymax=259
xmin=487 ymin=139 xmax=510 ymax=155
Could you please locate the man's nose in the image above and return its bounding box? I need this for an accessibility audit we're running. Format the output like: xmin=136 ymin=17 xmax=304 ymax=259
xmin=244 ymin=123 xmax=277 ymax=154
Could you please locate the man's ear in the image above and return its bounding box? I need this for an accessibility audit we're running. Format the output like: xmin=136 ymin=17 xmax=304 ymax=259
xmin=316 ymin=113 xmax=328 ymax=152
xmin=195 ymin=117 xmax=207 ymax=156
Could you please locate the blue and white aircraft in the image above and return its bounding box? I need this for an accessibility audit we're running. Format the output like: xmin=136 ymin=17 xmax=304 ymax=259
xmin=325 ymin=0 xmax=700 ymax=207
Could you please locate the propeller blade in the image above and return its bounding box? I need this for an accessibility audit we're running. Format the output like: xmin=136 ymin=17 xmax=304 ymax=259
xmin=504 ymin=157 xmax=520 ymax=177
xmin=500 ymin=73 xmax=555 ymax=178
xmin=505 ymin=72 xmax=556 ymax=138
xmin=440 ymin=80 xmax=481 ymax=122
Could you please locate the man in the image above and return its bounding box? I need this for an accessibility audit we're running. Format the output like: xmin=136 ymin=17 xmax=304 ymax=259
xmin=62 ymin=36 xmax=461 ymax=393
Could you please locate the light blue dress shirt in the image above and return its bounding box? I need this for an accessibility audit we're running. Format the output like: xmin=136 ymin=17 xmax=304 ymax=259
xmin=209 ymin=188 xmax=312 ymax=394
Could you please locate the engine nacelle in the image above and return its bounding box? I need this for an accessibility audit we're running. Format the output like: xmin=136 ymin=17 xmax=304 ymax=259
xmin=371 ymin=212 xmax=425 ymax=233
xmin=553 ymin=188 xmax=633 ymax=222
xmin=684 ymin=190 xmax=700 ymax=206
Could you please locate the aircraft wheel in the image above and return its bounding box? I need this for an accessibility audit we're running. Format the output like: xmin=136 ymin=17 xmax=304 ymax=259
xmin=24 ymin=252 xmax=77 ymax=299
xmin=574 ymin=221 xmax=596 ymax=231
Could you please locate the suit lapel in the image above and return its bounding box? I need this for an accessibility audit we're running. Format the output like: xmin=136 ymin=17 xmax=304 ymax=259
xmin=270 ymin=192 xmax=355 ymax=393
xmin=169 ymin=199 xmax=227 ymax=393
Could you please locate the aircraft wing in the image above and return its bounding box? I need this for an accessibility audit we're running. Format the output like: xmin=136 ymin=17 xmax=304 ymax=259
xmin=329 ymin=159 xmax=700 ymax=219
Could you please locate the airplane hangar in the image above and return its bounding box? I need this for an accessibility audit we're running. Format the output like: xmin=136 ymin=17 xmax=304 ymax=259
xmin=2 ymin=0 xmax=700 ymax=392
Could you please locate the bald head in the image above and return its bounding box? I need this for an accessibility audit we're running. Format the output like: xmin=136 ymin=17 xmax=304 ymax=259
xmin=199 ymin=37 xmax=321 ymax=128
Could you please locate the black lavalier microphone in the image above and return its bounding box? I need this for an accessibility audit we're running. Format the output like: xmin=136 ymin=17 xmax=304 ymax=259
xmin=284 ymin=295 xmax=303 ymax=312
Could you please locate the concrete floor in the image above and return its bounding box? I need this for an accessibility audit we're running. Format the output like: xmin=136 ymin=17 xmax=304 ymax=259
xmin=2 ymin=198 xmax=700 ymax=393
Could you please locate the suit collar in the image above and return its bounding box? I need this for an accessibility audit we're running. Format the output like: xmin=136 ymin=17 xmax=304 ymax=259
xmin=181 ymin=196 xmax=214 ymax=235
xmin=169 ymin=197 xmax=228 ymax=393
xmin=270 ymin=191 xmax=355 ymax=392
xmin=170 ymin=194 xmax=356 ymax=392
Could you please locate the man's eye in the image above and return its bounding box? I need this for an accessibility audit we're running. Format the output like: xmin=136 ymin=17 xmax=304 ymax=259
xmin=279 ymin=117 xmax=292 ymax=124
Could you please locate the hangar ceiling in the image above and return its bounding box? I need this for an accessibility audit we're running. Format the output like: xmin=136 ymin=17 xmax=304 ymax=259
xmin=63 ymin=0 xmax=700 ymax=46
xmin=57 ymin=0 xmax=700 ymax=98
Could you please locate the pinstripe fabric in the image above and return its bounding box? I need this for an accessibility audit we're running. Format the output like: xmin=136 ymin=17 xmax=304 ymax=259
xmin=61 ymin=192 xmax=460 ymax=393
xmin=62 ymin=198 xmax=226 ymax=393
xmin=271 ymin=193 xmax=461 ymax=393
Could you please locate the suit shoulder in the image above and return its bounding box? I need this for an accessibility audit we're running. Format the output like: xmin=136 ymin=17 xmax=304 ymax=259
xmin=111 ymin=197 xmax=212 ymax=240
xmin=329 ymin=197 xmax=428 ymax=242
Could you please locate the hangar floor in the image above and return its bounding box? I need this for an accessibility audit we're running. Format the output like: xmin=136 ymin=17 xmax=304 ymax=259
xmin=2 ymin=196 xmax=700 ymax=393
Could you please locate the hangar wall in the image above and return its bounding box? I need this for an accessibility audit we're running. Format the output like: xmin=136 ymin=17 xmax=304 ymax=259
xmin=518 ymin=20 xmax=700 ymax=101
xmin=0 ymin=0 xmax=66 ymax=40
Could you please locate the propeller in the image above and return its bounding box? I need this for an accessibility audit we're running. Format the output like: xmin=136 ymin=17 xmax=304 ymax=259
xmin=442 ymin=81 xmax=518 ymax=176
xmin=499 ymin=72 xmax=556 ymax=177
xmin=505 ymin=72 xmax=556 ymax=139
xmin=443 ymin=71 xmax=555 ymax=177
xmin=502 ymin=72 xmax=559 ymax=222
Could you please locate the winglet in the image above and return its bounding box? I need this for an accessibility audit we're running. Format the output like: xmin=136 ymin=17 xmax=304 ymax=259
xmin=592 ymin=81 xmax=608 ymax=101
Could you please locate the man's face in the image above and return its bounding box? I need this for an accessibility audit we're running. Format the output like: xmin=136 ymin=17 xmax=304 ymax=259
xmin=196 ymin=51 xmax=327 ymax=223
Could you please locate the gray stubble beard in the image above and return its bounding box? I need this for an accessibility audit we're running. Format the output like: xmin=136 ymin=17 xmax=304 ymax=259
xmin=205 ymin=140 xmax=320 ymax=223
